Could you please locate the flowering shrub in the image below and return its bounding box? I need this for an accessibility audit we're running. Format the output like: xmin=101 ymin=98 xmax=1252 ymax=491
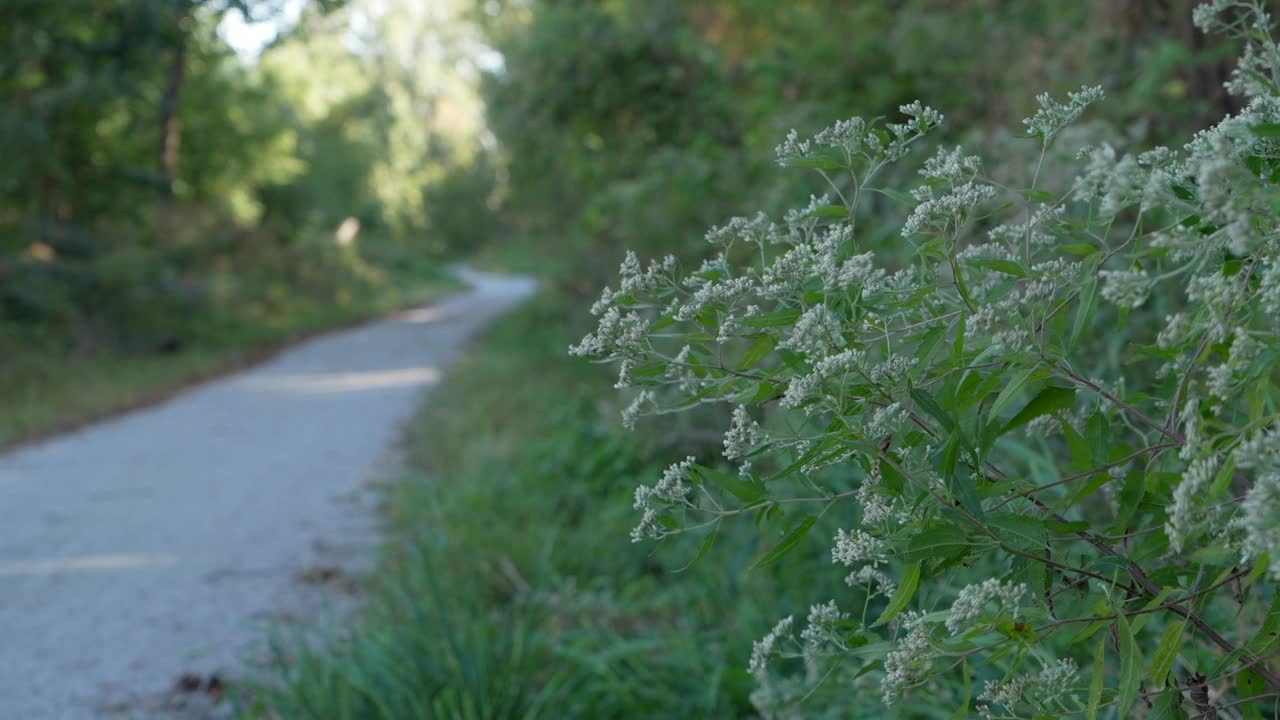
xmin=573 ymin=2 xmax=1280 ymax=717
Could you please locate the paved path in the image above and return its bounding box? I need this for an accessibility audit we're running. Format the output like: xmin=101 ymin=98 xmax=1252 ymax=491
xmin=0 ymin=269 xmax=535 ymax=719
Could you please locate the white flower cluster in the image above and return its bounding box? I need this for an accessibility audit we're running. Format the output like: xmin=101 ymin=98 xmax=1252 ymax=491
xmin=902 ymin=179 xmax=996 ymax=238
xmin=673 ymin=275 xmax=754 ymax=322
xmin=723 ymin=405 xmax=766 ymax=461
xmin=570 ymin=304 xmax=650 ymax=359
xmin=775 ymin=102 xmax=942 ymax=167
xmin=881 ymin=611 xmax=933 ymax=704
xmin=1167 ymin=457 xmax=1218 ymax=554
xmin=920 ymin=145 xmax=982 ymax=183
xmin=857 ymin=457 xmax=896 ymax=526
xmin=705 ymin=212 xmax=775 ymax=248
xmin=1207 ymin=329 xmax=1261 ymax=401
xmin=1192 ymin=0 xmax=1280 ymax=97
xmin=892 ymin=101 xmax=945 ymax=138
xmin=630 ymin=456 xmax=697 ymax=542
xmin=848 ymin=564 xmax=896 ymax=598
xmin=779 ymin=304 xmax=846 ymax=358
xmin=780 ymin=348 xmax=866 ymax=409
xmin=813 ymin=117 xmax=867 ymax=155
xmin=945 ymin=579 xmax=1026 ymax=634
xmin=977 ymin=658 xmax=1079 ymax=719
xmin=1022 ymin=85 xmax=1105 ymax=141
xmin=832 ymin=528 xmax=886 ymax=567
xmin=1099 ymin=268 xmax=1152 ymax=309
xmin=1234 ymin=424 xmax=1280 ymax=469
xmin=800 ymin=600 xmax=847 ymax=646
xmin=1239 ymin=472 xmax=1280 ymax=579
xmin=748 ymin=615 xmax=794 ymax=677
xmin=620 ymin=390 xmax=656 ymax=430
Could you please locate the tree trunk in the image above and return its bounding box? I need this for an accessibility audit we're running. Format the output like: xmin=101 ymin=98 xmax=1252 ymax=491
xmin=159 ymin=7 xmax=187 ymax=195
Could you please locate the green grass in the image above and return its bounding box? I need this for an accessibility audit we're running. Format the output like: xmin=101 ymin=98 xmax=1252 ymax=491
xmin=0 ymin=267 xmax=460 ymax=450
xmin=238 ymin=290 xmax=850 ymax=720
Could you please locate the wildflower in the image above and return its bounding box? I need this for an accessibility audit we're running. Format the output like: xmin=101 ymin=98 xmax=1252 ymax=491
xmin=1208 ymin=329 xmax=1261 ymax=401
xmin=762 ymin=243 xmax=818 ymax=296
xmin=780 ymin=304 xmax=845 ymax=358
xmin=1234 ymin=424 xmax=1280 ymax=469
xmin=1157 ymin=313 xmax=1191 ymax=349
xmin=867 ymin=356 xmax=917 ymax=385
xmin=673 ymin=276 xmax=755 ymax=322
xmin=866 ymin=402 xmax=908 ymax=439
xmin=902 ymin=181 xmax=996 ymax=237
xmin=848 ymin=565 xmax=896 ymax=598
xmin=1166 ymin=456 xmax=1217 ymax=553
xmin=813 ymin=116 xmax=867 ymax=155
xmin=724 ymin=406 xmax=766 ymax=461
xmin=800 ymin=600 xmax=848 ymax=651
xmin=1239 ymin=472 xmax=1280 ymax=580
xmin=749 ymin=615 xmax=794 ymax=677
xmin=946 ymin=579 xmax=1026 ymax=633
xmin=1022 ymin=85 xmax=1105 ymax=141
xmin=1259 ymin=256 xmax=1280 ymax=319
xmin=706 ymin=213 xmax=774 ymax=248
xmin=620 ymin=390 xmax=656 ymax=430
xmin=630 ymin=457 xmax=698 ymax=542
xmin=1099 ymin=268 xmax=1152 ymax=309
xmin=832 ymin=528 xmax=886 ymax=566
xmin=920 ymin=145 xmax=982 ymax=183
xmin=978 ymin=659 xmax=1079 ymax=718
xmin=893 ymin=101 xmax=944 ymax=136
xmin=882 ymin=611 xmax=933 ymax=704
xmin=780 ymin=350 xmax=866 ymax=411
xmin=857 ymin=457 xmax=895 ymax=526
xmin=570 ymin=306 xmax=650 ymax=358
xmin=775 ymin=129 xmax=812 ymax=165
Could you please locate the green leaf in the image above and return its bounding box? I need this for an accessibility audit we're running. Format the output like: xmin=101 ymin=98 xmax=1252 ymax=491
xmin=736 ymin=335 xmax=776 ymax=371
xmin=1238 ymin=669 xmax=1267 ymax=720
xmin=753 ymin=516 xmax=817 ymax=569
xmin=1087 ymin=635 xmax=1105 ymax=720
xmin=989 ymin=367 xmax=1038 ymax=419
xmin=1070 ymin=277 xmax=1099 ymax=352
xmin=1117 ymin=615 xmax=1143 ymax=717
xmin=1132 ymin=587 xmax=1175 ymax=634
xmin=676 ymin=525 xmax=719 ymax=572
xmin=987 ymin=512 xmax=1046 ymax=551
xmin=1150 ymin=620 xmax=1185 ymax=687
xmin=1062 ymin=418 xmax=1092 ymax=472
xmin=1251 ymin=122 xmax=1280 ymax=138
xmin=692 ymin=465 xmax=764 ymax=504
xmin=910 ymin=387 xmax=955 ymax=432
xmin=941 ymin=432 xmax=983 ymax=519
xmin=781 ymin=155 xmax=844 ymax=171
xmin=740 ymin=308 xmax=802 ymax=328
xmin=904 ymin=525 xmax=971 ymax=564
xmin=1018 ymin=187 xmax=1056 ymax=202
xmin=1149 ymin=684 xmax=1189 ymax=720
xmin=970 ymin=258 xmax=1026 ymax=277
xmin=948 ymin=659 xmax=971 ymax=720
xmin=810 ymin=204 xmax=849 ymax=218
xmin=1003 ymin=386 xmax=1076 ymax=435
xmin=1110 ymin=470 xmax=1145 ymax=533
xmin=872 ymin=562 xmax=922 ymax=627
xmin=1061 ymin=243 xmax=1098 ymax=256
xmin=869 ymin=186 xmax=918 ymax=206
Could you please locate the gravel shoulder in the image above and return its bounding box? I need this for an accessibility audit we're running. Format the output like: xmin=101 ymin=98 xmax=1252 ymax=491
xmin=0 ymin=269 xmax=535 ymax=719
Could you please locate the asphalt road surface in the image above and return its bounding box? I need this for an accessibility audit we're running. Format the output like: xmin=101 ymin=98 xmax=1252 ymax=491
xmin=0 ymin=269 xmax=535 ymax=718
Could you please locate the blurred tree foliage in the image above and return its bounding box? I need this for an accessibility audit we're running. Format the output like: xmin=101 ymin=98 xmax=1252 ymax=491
xmin=471 ymin=0 xmax=1242 ymax=294
xmin=0 ymin=0 xmax=485 ymax=354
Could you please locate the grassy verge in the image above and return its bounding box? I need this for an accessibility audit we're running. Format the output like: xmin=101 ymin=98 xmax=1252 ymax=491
xmin=0 ymin=265 xmax=460 ymax=450
xmin=238 ymin=289 xmax=850 ymax=719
